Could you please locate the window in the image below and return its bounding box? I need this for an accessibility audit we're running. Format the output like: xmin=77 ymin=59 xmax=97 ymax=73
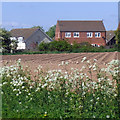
xmin=87 ymin=32 xmax=93 ymax=38
xmin=18 ymin=37 xmax=24 ymax=43
xmin=73 ymin=32 xmax=79 ymax=38
xmin=95 ymin=32 xmax=101 ymax=38
xmin=65 ymin=32 xmax=71 ymax=38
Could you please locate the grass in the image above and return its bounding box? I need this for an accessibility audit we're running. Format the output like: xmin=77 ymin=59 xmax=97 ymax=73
xmin=1 ymin=47 xmax=119 ymax=55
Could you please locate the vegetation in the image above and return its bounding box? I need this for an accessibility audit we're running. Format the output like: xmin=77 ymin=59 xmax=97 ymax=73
xmin=38 ymin=40 xmax=117 ymax=53
xmin=1 ymin=58 xmax=120 ymax=118
xmin=115 ymin=26 xmax=120 ymax=51
xmin=0 ymin=28 xmax=18 ymax=53
xmin=0 ymin=28 xmax=11 ymax=53
xmin=46 ymin=25 xmax=56 ymax=39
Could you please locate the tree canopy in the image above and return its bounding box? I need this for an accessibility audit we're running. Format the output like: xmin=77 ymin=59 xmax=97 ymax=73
xmin=115 ymin=23 xmax=120 ymax=50
xmin=46 ymin=25 xmax=56 ymax=39
xmin=0 ymin=28 xmax=18 ymax=53
xmin=0 ymin=28 xmax=11 ymax=53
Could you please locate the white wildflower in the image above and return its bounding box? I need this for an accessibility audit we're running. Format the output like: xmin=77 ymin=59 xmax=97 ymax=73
xmin=106 ymin=115 xmax=110 ymax=118
xmin=81 ymin=57 xmax=87 ymax=62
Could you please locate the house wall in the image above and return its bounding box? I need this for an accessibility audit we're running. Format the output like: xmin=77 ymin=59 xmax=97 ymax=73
xmin=55 ymin=21 xmax=61 ymax=40
xmin=25 ymin=30 xmax=52 ymax=50
xmin=55 ymin=30 xmax=106 ymax=46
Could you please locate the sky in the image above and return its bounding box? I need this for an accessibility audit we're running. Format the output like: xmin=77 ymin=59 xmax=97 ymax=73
xmin=2 ymin=2 xmax=118 ymax=31
xmin=118 ymin=1 xmax=120 ymax=22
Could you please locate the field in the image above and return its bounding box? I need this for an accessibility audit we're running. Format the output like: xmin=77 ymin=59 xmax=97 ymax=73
xmin=2 ymin=52 xmax=119 ymax=72
xmin=1 ymin=52 xmax=120 ymax=119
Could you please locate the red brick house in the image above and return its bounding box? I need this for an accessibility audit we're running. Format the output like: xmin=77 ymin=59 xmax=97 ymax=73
xmin=55 ymin=20 xmax=106 ymax=47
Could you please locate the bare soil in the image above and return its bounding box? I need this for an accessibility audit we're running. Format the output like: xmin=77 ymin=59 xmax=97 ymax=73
xmin=1 ymin=52 xmax=119 ymax=72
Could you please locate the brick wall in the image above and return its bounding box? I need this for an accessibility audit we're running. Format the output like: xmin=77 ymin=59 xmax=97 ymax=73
xmin=55 ymin=31 xmax=106 ymax=46
xmin=55 ymin=21 xmax=60 ymax=40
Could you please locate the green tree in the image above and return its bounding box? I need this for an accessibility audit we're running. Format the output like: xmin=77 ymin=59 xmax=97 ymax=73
xmin=0 ymin=28 xmax=11 ymax=53
xmin=115 ymin=24 xmax=120 ymax=51
xmin=46 ymin=25 xmax=56 ymax=39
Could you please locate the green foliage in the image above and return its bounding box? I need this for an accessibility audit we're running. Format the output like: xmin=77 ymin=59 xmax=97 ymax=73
xmin=49 ymin=40 xmax=71 ymax=51
xmin=39 ymin=40 xmax=72 ymax=52
xmin=0 ymin=28 xmax=11 ymax=53
xmin=1 ymin=59 xmax=120 ymax=118
xmin=115 ymin=28 xmax=120 ymax=50
xmin=38 ymin=42 xmax=49 ymax=51
xmin=46 ymin=25 xmax=56 ymax=39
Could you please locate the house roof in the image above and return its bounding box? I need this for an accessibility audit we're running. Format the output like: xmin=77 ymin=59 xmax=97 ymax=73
xmin=57 ymin=20 xmax=106 ymax=32
xmin=10 ymin=28 xmax=39 ymax=40
xmin=106 ymin=30 xmax=115 ymax=43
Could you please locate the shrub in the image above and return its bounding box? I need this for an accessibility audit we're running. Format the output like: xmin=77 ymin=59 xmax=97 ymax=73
xmin=38 ymin=42 xmax=49 ymax=51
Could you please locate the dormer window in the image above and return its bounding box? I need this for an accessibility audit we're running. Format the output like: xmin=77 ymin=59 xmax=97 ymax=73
xmin=87 ymin=32 xmax=93 ymax=38
xmin=95 ymin=32 xmax=101 ymax=38
xmin=65 ymin=32 xmax=71 ymax=38
xmin=73 ymin=32 xmax=79 ymax=38
xmin=18 ymin=37 xmax=24 ymax=43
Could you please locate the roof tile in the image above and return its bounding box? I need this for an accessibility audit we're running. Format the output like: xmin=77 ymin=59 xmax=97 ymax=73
xmin=58 ymin=20 xmax=106 ymax=32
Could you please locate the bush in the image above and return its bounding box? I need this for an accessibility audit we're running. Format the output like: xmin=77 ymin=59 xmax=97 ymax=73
xmin=38 ymin=42 xmax=49 ymax=51
xmin=39 ymin=40 xmax=72 ymax=52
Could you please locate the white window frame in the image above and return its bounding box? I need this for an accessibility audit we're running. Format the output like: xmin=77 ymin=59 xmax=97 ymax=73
xmin=18 ymin=37 xmax=24 ymax=43
xmin=95 ymin=32 xmax=101 ymax=38
xmin=87 ymin=32 xmax=93 ymax=38
xmin=73 ymin=32 xmax=79 ymax=38
xmin=65 ymin=32 xmax=71 ymax=38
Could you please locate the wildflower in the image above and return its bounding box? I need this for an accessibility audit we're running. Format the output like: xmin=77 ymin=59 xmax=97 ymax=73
xmin=58 ymin=64 xmax=61 ymax=66
xmin=106 ymin=115 xmax=110 ymax=118
xmin=30 ymin=86 xmax=32 ymax=89
xmin=97 ymin=97 xmax=99 ymax=100
xmin=13 ymin=89 xmax=17 ymax=92
xmin=94 ymin=59 xmax=97 ymax=61
xmin=61 ymin=61 xmax=64 ymax=65
xmin=3 ymin=82 xmax=7 ymax=85
xmin=44 ymin=112 xmax=47 ymax=117
xmin=87 ymin=60 xmax=90 ymax=63
xmin=19 ymin=102 xmax=21 ymax=104
xmin=26 ymin=106 xmax=28 ymax=108
xmin=81 ymin=57 xmax=87 ymax=62
xmin=65 ymin=61 xmax=69 ymax=65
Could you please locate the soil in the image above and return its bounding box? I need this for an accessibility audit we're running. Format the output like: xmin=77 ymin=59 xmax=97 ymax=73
xmin=1 ymin=52 xmax=119 ymax=74
xmin=1 ymin=52 xmax=119 ymax=81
